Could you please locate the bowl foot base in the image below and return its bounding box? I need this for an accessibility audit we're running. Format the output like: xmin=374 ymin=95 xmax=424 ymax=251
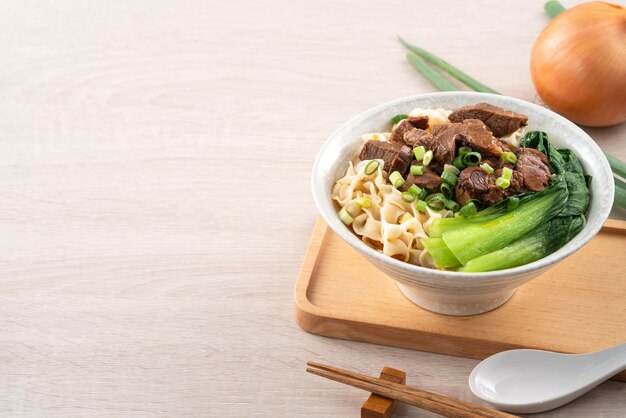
xmin=397 ymin=283 xmax=517 ymax=316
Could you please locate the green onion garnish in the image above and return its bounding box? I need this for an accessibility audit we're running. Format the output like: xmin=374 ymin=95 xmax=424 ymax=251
xmin=423 ymin=150 xmax=434 ymax=167
xmin=441 ymin=171 xmax=458 ymax=186
xmin=364 ymin=160 xmax=380 ymax=175
xmin=356 ymin=196 xmax=371 ymax=208
xmin=459 ymin=146 xmax=472 ymax=156
xmin=407 ymin=184 xmax=422 ymax=196
xmin=410 ymin=165 xmax=425 ymax=176
xmin=390 ymin=114 xmax=408 ymax=125
xmin=338 ymin=208 xmax=354 ymax=225
xmin=418 ymin=188 xmax=428 ymax=200
xmin=413 ymin=146 xmax=426 ymax=161
xmin=425 ymin=193 xmax=447 ymax=211
xmin=453 ymin=155 xmax=466 ymax=170
xmin=480 ymin=163 xmax=494 ymax=174
xmin=443 ymin=164 xmax=460 ymax=176
xmin=389 ymin=171 xmax=405 ymax=188
xmin=502 ymin=151 xmax=517 ymax=164
xmin=401 ymin=191 xmax=416 ymax=203
xmin=462 ymin=151 xmax=481 ymax=166
xmin=502 ymin=167 xmax=513 ymax=180
xmin=496 ymin=177 xmax=510 ymax=189
xmin=440 ymin=182 xmax=454 ymax=199
xmin=445 ymin=199 xmax=461 ymax=212
xmin=415 ymin=200 xmax=427 ymax=213
xmin=399 ymin=212 xmax=413 ymax=223
xmin=460 ymin=201 xmax=477 ymax=217
xmin=507 ymin=196 xmax=520 ymax=211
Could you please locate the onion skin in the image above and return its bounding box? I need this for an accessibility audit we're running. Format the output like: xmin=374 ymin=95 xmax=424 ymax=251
xmin=531 ymin=2 xmax=626 ymax=127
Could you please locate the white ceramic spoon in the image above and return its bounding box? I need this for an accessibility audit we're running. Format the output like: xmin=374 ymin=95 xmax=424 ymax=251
xmin=468 ymin=342 xmax=626 ymax=414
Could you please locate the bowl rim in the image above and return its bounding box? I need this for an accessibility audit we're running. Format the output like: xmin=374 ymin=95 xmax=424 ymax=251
xmin=311 ymin=91 xmax=614 ymax=282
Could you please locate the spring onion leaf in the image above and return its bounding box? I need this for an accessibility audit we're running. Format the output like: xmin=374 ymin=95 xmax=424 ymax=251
xmin=441 ymin=171 xmax=458 ymax=186
xmin=398 ymin=36 xmax=500 ymax=94
xmin=462 ymin=151 xmax=481 ymax=166
xmin=391 ymin=114 xmax=408 ymax=125
xmin=445 ymin=199 xmax=460 ymax=212
xmin=410 ymin=165 xmax=425 ymax=176
xmin=440 ymin=182 xmax=454 ymax=199
xmin=496 ymin=177 xmax=510 ymax=188
xmin=413 ymin=146 xmax=426 ymax=161
xmin=502 ymin=167 xmax=513 ymax=180
xmin=423 ymin=150 xmax=434 ymax=167
xmin=390 ymin=171 xmax=405 ymax=188
xmin=544 ymin=1 xmax=566 ymax=19
xmin=407 ymin=184 xmax=421 ymax=197
xmin=401 ymin=191 xmax=416 ymax=203
xmin=415 ymin=200 xmax=427 ymax=213
xmin=406 ymin=52 xmax=459 ymax=91
xmin=443 ymin=164 xmax=460 ymax=176
xmin=425 ymin=193 xmax=447 ymax=211
xmin=459 ymin=146 xmax=472 ymax=156
xmin=364 ymin=160 xmax=380 ymax=175
xmin=502 ymin=151 xmax=517 ymax=164
xmin=453 ymin=155 xmax=466 ymax=170
xmin=356 ymin=197 xmax=371 ymax=208
xmin=338 ymin=208 xmax=354 ymax=225
xmin=480 ymin=163 xmax=494 ymax=174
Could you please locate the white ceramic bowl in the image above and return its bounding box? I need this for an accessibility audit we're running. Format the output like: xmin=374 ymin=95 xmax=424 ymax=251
xmin=311 ymin=92 xmax=614 ymax=316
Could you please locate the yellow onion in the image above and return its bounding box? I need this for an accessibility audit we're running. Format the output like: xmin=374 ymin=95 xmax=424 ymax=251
xmin=531 ymin=2 xmax=626 ymax=127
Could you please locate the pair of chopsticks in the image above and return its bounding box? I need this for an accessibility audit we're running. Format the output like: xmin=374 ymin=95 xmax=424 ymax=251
xmin=307 ymin=361 xmax=518 ymax=418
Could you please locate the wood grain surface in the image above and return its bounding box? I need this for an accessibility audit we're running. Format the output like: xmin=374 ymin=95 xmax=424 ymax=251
xmin=0 ymin=1 xmax=624 ymax=417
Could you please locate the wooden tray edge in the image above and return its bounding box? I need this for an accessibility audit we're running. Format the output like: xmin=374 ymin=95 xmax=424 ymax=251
xmin=294 ymin=217 xmax=626 ymax=382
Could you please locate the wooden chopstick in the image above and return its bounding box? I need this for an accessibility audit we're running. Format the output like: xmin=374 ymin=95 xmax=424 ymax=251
xmin=307 ymin=361 xmax=518 ymax=418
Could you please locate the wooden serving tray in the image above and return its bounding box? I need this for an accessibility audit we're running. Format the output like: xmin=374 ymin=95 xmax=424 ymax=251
xmin=295 ymin=217 xmax=626 ymax=382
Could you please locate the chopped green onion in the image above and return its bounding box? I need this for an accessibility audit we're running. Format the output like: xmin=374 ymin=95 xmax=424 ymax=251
xmin=365 ymin=160 xmax=380 ymax=175
xmin=390 ymin=114 xmax=408 ymax=125
xmin=445 ymin=199 xmax=460 ymax=212
xmin=502 ymin=167 xmax=513 ymax=180
xmin=462 ymin=151 xmax=482 ymax=166
xmin=410 ymin=165 xmax=424 ymax=176
xmin=425 ymin=193 xmax=447 ymax=211
xmin=459 ymin=146 xmax=472 ymax=156
xmin=440 ymin=182 xmax=454 ymax=199
xmin=507 ymin=196 xmax=520 ymax=211
xmin=480 ymin=163 xmax=494 ymax=174
xmin=389 ymin=171 xmax=405 ymax=188
xmin=407 ymin=184 xmax=422 ymax=196
xmin=502 ymin=151 xmax=517 ymax=164
xmin=453 ymin=155 xmax=466 ymax=170
xmin=496 ymin=177 xmax=510 ymax=189
xmin=413 ymin=146 xmax=426 ymax=161
xmin=356 ymin=196 xmax=371 ymax=208
xmin=417 ymin=188 xmax=428 ymax=200
xmin=399 ymin=212 xmax=413 ymax=223
xmin=460 ymin=201 xmax=477 ymax=217
xmin=441 ymin=171 xmax=458 ymax=186
xmin=415 ymin=200 xmax=427 ymax=213
xmin=423 ymin=150 xmax=434 ymax=167
xmin=338 ymin=208 xmax=354 ymax=225
xmin=443 ymin=164 xmax=460 ymax=175
xmin=401 ymin=191 xmax=416 ymax=203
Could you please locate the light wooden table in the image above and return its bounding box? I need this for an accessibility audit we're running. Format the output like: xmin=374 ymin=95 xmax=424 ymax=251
xmin=0 ymin=1 xmax=624 ymax=417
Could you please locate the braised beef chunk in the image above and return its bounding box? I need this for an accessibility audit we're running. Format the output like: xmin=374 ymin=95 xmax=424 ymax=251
xmin=449 ymin=103 xmax=528 ymax=137
xmin=418 ymin=128 xmax=456 ymax=171
xmin=455 ymin=119 xmax=505 ymax=157
xmin=359 ymin=140 xmax=413 ymax=175
xmin=515 ymin=147 xmax=551 ymax=191
xmin=406 ymin=115 xmax=429 ymax=129
xmin=389 ymin=116 xmax=430 ymax=144
xmin=402 ymin=166 xmax=442 ymax=193
xmin=455 ymin=166 xmax=524 ymax=207
xmin=403 ymin=128 xmax=430 ymax=147
xmin=389 ymin=119 xmax=414 ymax=144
